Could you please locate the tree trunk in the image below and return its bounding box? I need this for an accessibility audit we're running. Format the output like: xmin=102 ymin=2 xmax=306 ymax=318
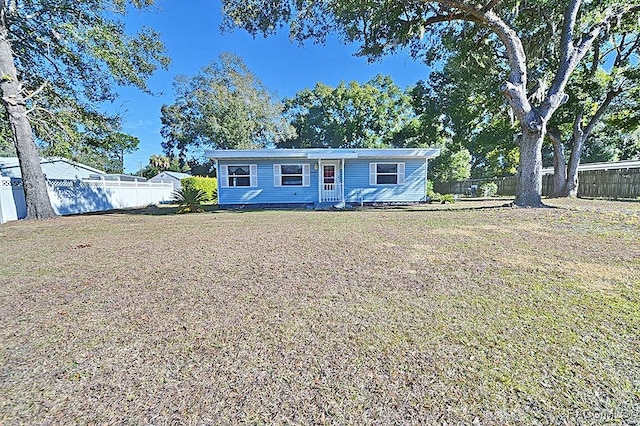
xmin=561 ymin=133 xmax=585 ymax=197
xmin=548 ymin=128 xmax=570 ymax=198
xmin=0 ymin=24 xmax=57 ymax=220
xmin=514 ymin=128 xmax=545 ymax=207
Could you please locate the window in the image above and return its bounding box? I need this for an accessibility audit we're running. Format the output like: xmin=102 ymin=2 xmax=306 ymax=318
xmin=273 ymin=164 xmax=310 ymax=187
xmin=219 ymin=164 xmax=257 ymax=188
xmin=369 ymin=162 xmax=405 ymax=185
xmin=228 ymin=165 xmax=251 ymax=187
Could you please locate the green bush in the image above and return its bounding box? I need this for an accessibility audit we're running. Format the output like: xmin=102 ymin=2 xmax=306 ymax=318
xmin=172 ymin=187 xmax=207 ymax=214
xmin=426 ymin=180 xmax=442 ymax=203
xmin=479 ymin=182 xmax=499 ymax=197
xmin=426 ymin=181 xmax=456 ymax=204
xmin=441 ymin=194 xmax=456 ymax=204
xmin=181 ymin=176 xmax=218 ymax=202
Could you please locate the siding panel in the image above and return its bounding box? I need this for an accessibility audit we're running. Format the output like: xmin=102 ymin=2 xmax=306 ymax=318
xmin=345 ymin=159 xmax=426 ymax=203
xmin=218 ymin=158 xmax=428 ymax=206
xmin=219 ymin=160 xmax=318 ymax=205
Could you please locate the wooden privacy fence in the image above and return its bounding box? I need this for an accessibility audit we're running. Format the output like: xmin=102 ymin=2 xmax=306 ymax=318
xmin=434 ymin=167 xmax=640 ymax=199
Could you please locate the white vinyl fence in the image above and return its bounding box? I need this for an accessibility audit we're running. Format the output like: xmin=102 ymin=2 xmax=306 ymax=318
xmin=1 ymin=177 xmax=174 ymax=224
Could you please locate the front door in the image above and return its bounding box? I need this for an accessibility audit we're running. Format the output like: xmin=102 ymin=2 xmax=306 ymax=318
xmin=321 ymin=162 xmax=341 ymax=202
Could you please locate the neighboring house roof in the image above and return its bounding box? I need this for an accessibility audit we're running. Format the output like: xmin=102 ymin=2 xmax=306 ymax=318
xmin=0 ymin=156 xmax=106 ymax=179
xmin=541 ymin=159 xmax=640 ymax=175
xmin=206 ymin=148 xmax=441 ymax=160
xmin=149 ymin=171 xmax=191 ymax=181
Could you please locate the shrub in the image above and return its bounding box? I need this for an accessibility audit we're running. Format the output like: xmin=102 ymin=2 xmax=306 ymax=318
xmin=181 ymin=176 xmax=217 ymax=202
xmin=172 ymin=187 xmax=207 ymax=214
xmin=441 ymin=194 xmax=456 ymax=204
xmin=426 ymin=181 xmax=456 ymax=204
xmin=426 ymin=180 xmax=442 ymax=203
xmin=479 ymin=182 xmax=499 ymax=197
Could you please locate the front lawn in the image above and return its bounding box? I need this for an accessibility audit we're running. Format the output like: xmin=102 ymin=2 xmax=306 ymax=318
xmin=1 ymin=199 xmax=638 ymax=424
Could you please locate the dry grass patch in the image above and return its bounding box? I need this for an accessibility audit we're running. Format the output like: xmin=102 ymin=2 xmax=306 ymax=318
xmin=1 ymin=199 xmax=639 ymax=424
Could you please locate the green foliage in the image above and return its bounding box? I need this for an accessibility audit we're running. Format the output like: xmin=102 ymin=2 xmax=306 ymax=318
xmin=187 ymin=159 xmax=217 ymax=177
xmin=430 ymin=148 xmax=472 ymax=182
xmin=426 ymin=181 xmax=455 ymax=204
xmin=161 ymin=53 xmax=294 ymax=158
xmin=2 ymin=0 xmax=169 ymax=163
xmin=137 ymin=154 xmax=186 ymax=179
xmin=441 ymin=194 xmax=456 ymax=204
xmin=222 ymin=0 xmax=640 ymax=207
xmin=479 ymin=182 xmax=499 ymax=198
xmin=172 ymin=188 xmax=207 ymax=214
xmin=181 ymin=176 xmax=218 ymax=202
xmin=282 ymin=75 xmax=415 ymax=149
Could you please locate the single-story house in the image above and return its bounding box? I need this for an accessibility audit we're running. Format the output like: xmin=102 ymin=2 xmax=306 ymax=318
xmin=0 ymin=157 xmax=106 ymax=180
xmin=149 ymin=171 xmax=191 ymax=190
xmin=206 ymin=148 xmax=440 ymax=208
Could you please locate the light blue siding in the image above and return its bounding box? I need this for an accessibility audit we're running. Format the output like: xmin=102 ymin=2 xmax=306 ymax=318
xmin=343 ymin=159 xmax=427 ymax=203
xmin=217 ymin=158 xmax=427 ymax=206
xmin=218 ymin=160 xmax=319 ymax=205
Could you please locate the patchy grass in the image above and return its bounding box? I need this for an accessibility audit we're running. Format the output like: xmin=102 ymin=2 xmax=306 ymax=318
xmin=0 ymin=199 xmax=638 ymax=424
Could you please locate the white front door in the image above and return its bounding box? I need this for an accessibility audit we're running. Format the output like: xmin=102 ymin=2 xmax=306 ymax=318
xmin=321 ymin=162 xmax=341 ymax=202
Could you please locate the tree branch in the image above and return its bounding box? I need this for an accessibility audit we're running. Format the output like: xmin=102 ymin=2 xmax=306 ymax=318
xmin=23 ymin=81 xmax=47 ymax=100
xmin=482 ymin=0 xmax=502 ymax=13
xmin=583 ymin=89 xmax=621 ymax=139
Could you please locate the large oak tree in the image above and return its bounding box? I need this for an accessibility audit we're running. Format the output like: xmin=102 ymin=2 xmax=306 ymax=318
xmin=161 ymin=52 xmax=294 ymax=161
xmin=282 ymin=75 xmax=414 ymax=149
xmin=0 ymin=0 xmax=168 ymax=219
xmin=222 ymin=0 xmax=640 ymax=207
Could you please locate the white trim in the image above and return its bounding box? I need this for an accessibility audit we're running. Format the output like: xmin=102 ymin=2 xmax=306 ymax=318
xmin=219 ymin=164 xmax=229 ymax=188
xmin=370 ymin=162 xmax=405 ymax=186
xmin=274 ymin=164 xmax=311 ymax=187
xmin=425 ymin=157 xmax=429 ymax=198
xmin=206 ymin=148 xmax=441 ymax=161
xmin=224 ymin=164 xmax=255 ymax=188
xmin=302 ymin=164 xmax=310 ymax=187
xmin=317 ymin=159 xmax=322 ymax=203
xmin=273 ymin=164 xmax=282 ymax=187
xmin=341 ymin=158 xmax=345 ymax=203
xmin=249 ymin=164 xmax=258 ymax=188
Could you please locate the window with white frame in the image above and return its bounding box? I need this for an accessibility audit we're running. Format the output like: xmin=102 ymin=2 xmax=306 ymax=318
xmin=369 ymin=162 xmax=405 ymax=185
xmin=273 ymin=164 xmax=310 ymax=187
xmin=219 ymin=164 xmax=257 ymax=188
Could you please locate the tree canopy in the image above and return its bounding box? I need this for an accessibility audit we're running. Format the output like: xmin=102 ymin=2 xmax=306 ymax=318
xmin=0 ymin=0 xmax=169 ymax=218
xmin=160 ymin=52 xmax=294 ymax=161
xmin=281 ymin=75 xmax=414 ymax=149
xmin=222 ymin=0 xmax=640 ymax=206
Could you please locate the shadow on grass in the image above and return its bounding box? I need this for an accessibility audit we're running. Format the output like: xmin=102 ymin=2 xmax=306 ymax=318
xmin=120 ymin=199 xmax=521 ymax=216
xmin=74 ymin=197 xmax=570 ymax=218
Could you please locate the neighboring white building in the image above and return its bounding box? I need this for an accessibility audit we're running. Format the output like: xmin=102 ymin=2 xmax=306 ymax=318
xmin=541 ymin=159 xmax=640 ymax=175
xmin=149 ymin=171 xmax=191 ymax=190
xmin=0 ymin=157 xmax=106 ymax=180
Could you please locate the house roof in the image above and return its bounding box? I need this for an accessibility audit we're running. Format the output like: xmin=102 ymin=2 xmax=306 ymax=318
xmin=206 ymin=148 xmax=441 ymax=161
xmin=161 ymin=171 xmax=191 ymax=180
xmin=0 ymin=156 xmax=105 ymax=178
xmin=541 ymin=159 xmax=640 ymax=175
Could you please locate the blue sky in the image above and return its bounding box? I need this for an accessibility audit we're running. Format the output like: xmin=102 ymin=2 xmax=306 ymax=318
xmin=117 ymin=0 xmax=431 ymax=172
